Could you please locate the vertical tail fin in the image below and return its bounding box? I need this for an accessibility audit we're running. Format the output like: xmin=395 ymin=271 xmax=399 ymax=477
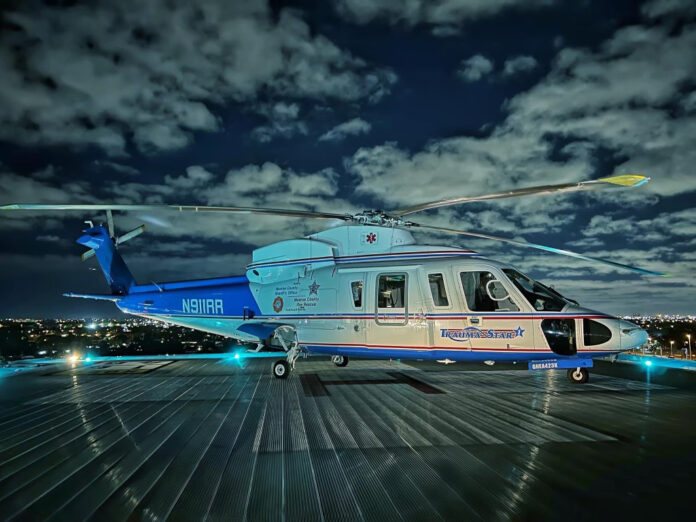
xmin=77 ymin=226 xmax=135 ymax=295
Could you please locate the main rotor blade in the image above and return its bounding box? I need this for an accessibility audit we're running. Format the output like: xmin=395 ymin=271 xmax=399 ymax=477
xmin=0 ymin=204 xmax=352 ymax=221
xmin=106 ymin=209 xmax=115 ymax=238
xmin=412 ymin=223 xmax=669 ymax=277
xmin=392 ymin=175 xmax=650 ymax=216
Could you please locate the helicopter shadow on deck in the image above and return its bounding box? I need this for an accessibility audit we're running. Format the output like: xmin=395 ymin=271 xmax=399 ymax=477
xmin=299 ymin=371 xmax=445 ymax=397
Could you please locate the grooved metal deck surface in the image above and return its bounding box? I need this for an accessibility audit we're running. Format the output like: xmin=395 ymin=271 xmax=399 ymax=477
xmin=1 ymin=358 xmax=695 ymax=521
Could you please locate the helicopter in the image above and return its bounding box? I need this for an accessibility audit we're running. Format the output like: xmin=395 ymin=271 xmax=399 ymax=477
xmin=1 ymin=174 xmax=664 ymax=383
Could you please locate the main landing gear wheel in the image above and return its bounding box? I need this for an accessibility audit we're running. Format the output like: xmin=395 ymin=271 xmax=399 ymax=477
xmin=332 ymin=355 xmax=349 ymax=367
xmin=567 ymin=367 xmax=589 ymax=384
xmin=273 ymin=360 xmax=289 ymax=379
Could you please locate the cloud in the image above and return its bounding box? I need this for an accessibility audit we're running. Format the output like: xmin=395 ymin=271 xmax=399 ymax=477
xmin=457 ymin=54 xmax=538 ymax=83
xmin=250 ymin=102 xmax=308 ymax=143
xmin=503 ymin=23 xmax=696 ymax=197
xmin=581 ymin=208 xmax=696 ymax=242
xmin=319 ymin=118 xmax=372 ymax=141
xmin=0 ymin=172 xmax=91 ymax=205
xmin=333 ymin=0 xmax=553 ymax=27
xmin=345 ymin=135 xmax=589 ymax=230
xmin=502 ymin=55 xmax=538 ymax=76
xmin=0 ymin=169 xmax=95 ymax=231
xmin=0 ymin=1 xmax=396 ymax=156
xmin=0 ymin=158 xmax=353 ymax=274
xmin=565 ymin=237 xmax=605 ymax=248
xmin=79 ymin=160 xmax=355 ymax=247
xmin=349 ymin=16 xmax=696 ymax=222
xmin=93 ymin=161 xmax=139 ymax=176
xmin=165 ymin=166 xmax=216 ymax=190
xmin=36 ymin=234 xmax=63 ymax=242
xmin=641 ymin=0 xmax=696 ymax=18
xmin=431 ymin=25 xmax=460 ymax=37
xmin=456 ymin=55 xmax=494 ymax=82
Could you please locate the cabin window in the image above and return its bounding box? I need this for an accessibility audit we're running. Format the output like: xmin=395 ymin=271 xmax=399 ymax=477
xmin=583 ymin=319 xmax=612 ymax=346
xmin=460 ymin=271 xmax=519 ymax=312
xmin=542 ymin=319 xmax=577 ymax=355
xmin=377 ymin=274 xmax=406 ymax=309
xmin=351 ymin=281 xmax=363 ymax=308
xmin=376 ymin=273 xmax=408 ymax=325
xmin=428 ymin=273 xmax=449 ymax=307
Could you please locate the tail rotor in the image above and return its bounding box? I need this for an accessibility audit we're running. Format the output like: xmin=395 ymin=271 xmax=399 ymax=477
xmin=76 ymin=211 xmax=144 ymax=294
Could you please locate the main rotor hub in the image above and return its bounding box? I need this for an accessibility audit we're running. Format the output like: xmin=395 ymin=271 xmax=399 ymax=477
xmin=351 ymin=210 xmax=415 ymax=228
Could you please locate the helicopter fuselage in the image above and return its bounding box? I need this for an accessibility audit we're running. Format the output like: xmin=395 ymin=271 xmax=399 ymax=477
xmin=113 ymin=225 xmax=647 ymax=365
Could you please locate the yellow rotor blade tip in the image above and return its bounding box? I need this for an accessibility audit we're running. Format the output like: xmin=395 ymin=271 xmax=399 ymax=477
xmin=598 ymin=174 xmax=650 ymax=187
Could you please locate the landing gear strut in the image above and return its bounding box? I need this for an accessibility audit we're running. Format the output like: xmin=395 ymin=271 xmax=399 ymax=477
xmin=271 ymin=326 xmax=302 ymax=379
xmin=567 ymin=367 xmax=589 ymax=384
xmin=332 ymin=355 xmax=349 ymax=367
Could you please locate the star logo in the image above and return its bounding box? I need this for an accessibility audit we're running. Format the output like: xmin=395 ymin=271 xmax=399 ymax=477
xmin=514 ymin=326 xmax=525 ymax=337
xmin=308 ymin=281 xmax=320 ymax=295
xmin=366 ymin=232 xmax=376 ymax=244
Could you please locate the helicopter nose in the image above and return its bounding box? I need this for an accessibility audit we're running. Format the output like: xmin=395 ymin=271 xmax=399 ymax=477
xmin=618 ymin=320 xmax=648 ymax=351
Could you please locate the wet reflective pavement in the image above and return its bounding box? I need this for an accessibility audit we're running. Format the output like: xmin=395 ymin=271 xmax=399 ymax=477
xmin=1 ymin=358 xmax=695 ymax=521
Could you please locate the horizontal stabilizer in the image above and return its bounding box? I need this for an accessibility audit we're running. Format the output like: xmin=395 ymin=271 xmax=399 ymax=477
xmin=63 ymin=292 xmax=123 ymax=302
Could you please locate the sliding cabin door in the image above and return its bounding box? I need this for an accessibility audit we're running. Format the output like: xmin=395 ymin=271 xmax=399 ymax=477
xmin=368 ymin=270 xmax=429 ymax=359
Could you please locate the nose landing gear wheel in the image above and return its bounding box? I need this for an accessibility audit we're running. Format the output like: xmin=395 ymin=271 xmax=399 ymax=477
xmin=567 ymin=367 xmax=589 ymax=384
xmin=273 ymin=360 xmax=289 ymax=379
xmin=332 ymin=355 xmax=349 ymax=367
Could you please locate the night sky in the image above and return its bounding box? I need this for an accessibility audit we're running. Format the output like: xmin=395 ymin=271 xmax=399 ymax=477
xmin=1 ymin=0 xmax=694 ymax=317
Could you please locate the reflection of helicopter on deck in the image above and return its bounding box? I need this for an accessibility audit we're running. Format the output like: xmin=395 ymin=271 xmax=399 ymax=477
xmin=1 ymin=175 xmax=663 ymax=383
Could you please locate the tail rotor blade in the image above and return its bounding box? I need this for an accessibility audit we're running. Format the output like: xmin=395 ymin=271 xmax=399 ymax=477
xmin=115 ymin=225 xmax=145 ymax=246
xmin=412 ymin=223 xmax=670 ymax=277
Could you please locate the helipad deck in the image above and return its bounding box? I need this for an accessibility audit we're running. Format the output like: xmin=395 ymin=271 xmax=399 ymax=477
xmin=1 ymin=358 xmax=695 ymax=521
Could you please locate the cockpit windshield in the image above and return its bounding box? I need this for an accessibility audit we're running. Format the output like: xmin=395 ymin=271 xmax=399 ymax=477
xmin=502 ymin=268 xmax=570 ymax=311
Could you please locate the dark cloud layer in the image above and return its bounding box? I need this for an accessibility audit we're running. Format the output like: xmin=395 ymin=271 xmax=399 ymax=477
xmin=0 ymin=0 xmax=395 ymax=156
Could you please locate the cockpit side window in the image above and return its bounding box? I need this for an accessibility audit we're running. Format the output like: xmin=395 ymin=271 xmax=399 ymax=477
xmin=428 ymin=273 xmax=449 ymax=307
xmin=503 ymin=269 xmax=567 ymax=312
xmin=459 ymin=271 xmax=519 ymax=312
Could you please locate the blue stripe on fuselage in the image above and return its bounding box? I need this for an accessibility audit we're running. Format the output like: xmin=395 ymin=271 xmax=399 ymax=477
xmin=247 ymin=251 xmax=478 ymax=270
xmin=304 ymin=344 xmax=617 ymax=362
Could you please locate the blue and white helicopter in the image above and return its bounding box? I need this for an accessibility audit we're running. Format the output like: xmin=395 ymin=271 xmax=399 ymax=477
xmin=1 ymin=175 xmax=665 ymax=383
